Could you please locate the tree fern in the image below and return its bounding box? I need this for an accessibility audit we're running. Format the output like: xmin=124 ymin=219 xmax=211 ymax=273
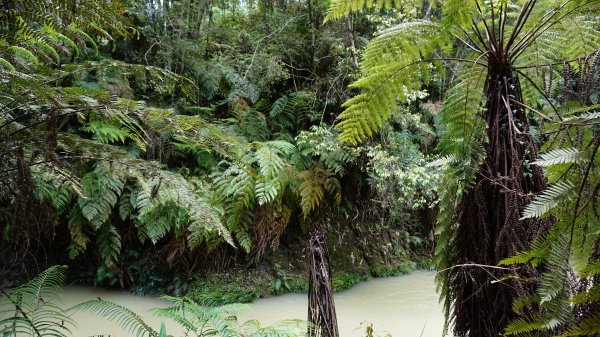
xmin=0 ymin=0 xmax=129 ymax=73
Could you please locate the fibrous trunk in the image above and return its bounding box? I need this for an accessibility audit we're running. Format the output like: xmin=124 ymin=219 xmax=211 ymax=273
xmin=452 ymin=58 xmax=551 ymax=336
xmin=307 ymin=224 xmax=339 ymax=337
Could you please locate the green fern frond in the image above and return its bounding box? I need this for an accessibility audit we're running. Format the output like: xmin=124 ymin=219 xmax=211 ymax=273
xmin=256 ymin=180 xmax=281 ymax=206
xmin=254 ymin=142 xmax=287 ymax=179
xmin=68 ymin=23 xmax=98 ymax=55
xmin=298 ymin=167 xmax=340 ymax=217
xmin=336 ymin=21 xmax=441 ymax=145
xmin=538 ymin=233 xmax=570 ymax=304
xmin=561 ymin=313 xmax=600 ymax=337
xmin=500 ymin=235 xmax=549 ymax=267
xmin=571 ymin=283 xmax=600 ymax=305
xmin=152 ymin=296 xmax=252 ymax=337
xmin=67 ymin=206 xmax=90 ymax=259
xmin=82 ymin=121 xmax=132 ymax=144
xmin=97 ymin=223 xmax=121 ymax=267
xmin=9 ymin=46 xmax=39 ymax=65
xmin=562 ymin=104 xmax=600 ymax=122
xmin=533 ymin=148 xmax=584 ymax=167
xmin=26 ymin=39 xmax=61 ymax=64
xmin=0 ymin=266 xmax=73 ymax=337
xmin=69 ymin=300 xmax=159 ymax=337
xmin=427 ymin=155 xmax=456 ymax=167
xmin=580 ymin=261 xmax=600 ymax=278
xmin=439 ymin=0 xmax=482 ymax=31
xmin=0 ymin=56 xmax=16 ymax=72
xmin=325 ymin=0 xmax=423 ymax=22
xmin=521 ymin=180 xmax=575 ymax=219
xmin=504 ymin=314 xmax=547 ymax=335
xmin=77 ymin=166 xmax=124 ymax=229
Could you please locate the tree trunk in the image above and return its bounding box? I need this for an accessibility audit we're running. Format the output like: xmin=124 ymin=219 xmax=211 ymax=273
xmin=307 ymin=0 xmax=316 ymax=74
xmin=307 ymin=224 xmax=339 ymax=337
xmin=452 ymin=60 xmax=552 ymax=336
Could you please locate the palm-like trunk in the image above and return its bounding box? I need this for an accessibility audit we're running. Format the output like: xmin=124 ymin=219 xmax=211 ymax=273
xmin=452 ymin=56 xmax=551 ymax=335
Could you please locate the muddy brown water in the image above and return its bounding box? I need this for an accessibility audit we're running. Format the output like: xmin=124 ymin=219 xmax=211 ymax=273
xmin=58 ymin=271 xmax=443 ymax=337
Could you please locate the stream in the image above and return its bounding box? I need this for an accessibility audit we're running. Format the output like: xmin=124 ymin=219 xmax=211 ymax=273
xmin=61 ymin=271 xmax=443 ymax=337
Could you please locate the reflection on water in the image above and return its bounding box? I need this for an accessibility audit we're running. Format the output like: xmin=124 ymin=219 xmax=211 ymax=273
xmin=60 ymin=271 xmax=443 ymax=337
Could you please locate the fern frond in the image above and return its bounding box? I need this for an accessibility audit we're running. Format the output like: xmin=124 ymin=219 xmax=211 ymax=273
xmin=427 ymin=155 xmax=456 ymax=167
xmin=9 ymin=46 xmax=39 ymax=65
xmin=336 ymin=21 xmax=441 ymax=145
xmin=77 ymin=166 xmax=124 ymax=229
xmin=533 ymin=148 xmax=584 ymax=167
xmin=69 ymin=300 xmax=159 ymax=337
xmin=0 ymin=266 xmax=73 ymax=337
xmin=504 ymin=314 xmax=547 ymax=335
xmin=538 ymin=233 xmax=570 ymax=304
xmin=325 ymin=0 xmax=423 ymax=21
xmin=67 ymin=206 xmax=90 ymax=259
xmin=500 ymin=235 xmax=549 ymax=268
xmin=521 ymin=180 xmax=575 ymax=219
xmin=298 ymin=167 xmax=340 ymax=217
xmin=561 ymin=313 xmax=600 ymax=337
xmin=571 ymin=283 xmax=600 ymax=305
xmin=97 ymin=223 xmax=121 ymax=267
xmin=0 ymin=56 xmax=16 ymax=72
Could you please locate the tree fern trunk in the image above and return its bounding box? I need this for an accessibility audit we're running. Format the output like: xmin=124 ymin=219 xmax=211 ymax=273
xmin=451 ymin=62 xmax=552 ymax=336
xmin=307 ymin=224 xmax=339 ymax=337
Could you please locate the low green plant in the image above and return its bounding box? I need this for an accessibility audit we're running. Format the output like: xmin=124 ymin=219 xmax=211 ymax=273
xmin=371 ymin=261 xmax=416 ymax=278
xmin=286 ymin=276 xmax=309 ymax=293
xmin=414 ymin=258 xmax=434 ymax=271
xmin=360 ymin=322 xmax=393 ymax=337
xmin=188 ymin=285 xmax=260 ymax=305
xmin=270 ymin=263 xmax=292 ymax=295
xmin=331 ymin=272 xmax=369 ymax=292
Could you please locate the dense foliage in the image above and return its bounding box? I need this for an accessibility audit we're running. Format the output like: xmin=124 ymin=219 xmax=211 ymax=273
xmin=1 ymin=0 xmax=598 ymax=336
xmin=0 ymin=0 xmax=436 ymax=292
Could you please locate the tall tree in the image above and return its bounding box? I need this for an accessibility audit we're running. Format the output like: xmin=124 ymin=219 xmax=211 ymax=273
xmin=325 ymin=0 xmax=600 ymax=335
